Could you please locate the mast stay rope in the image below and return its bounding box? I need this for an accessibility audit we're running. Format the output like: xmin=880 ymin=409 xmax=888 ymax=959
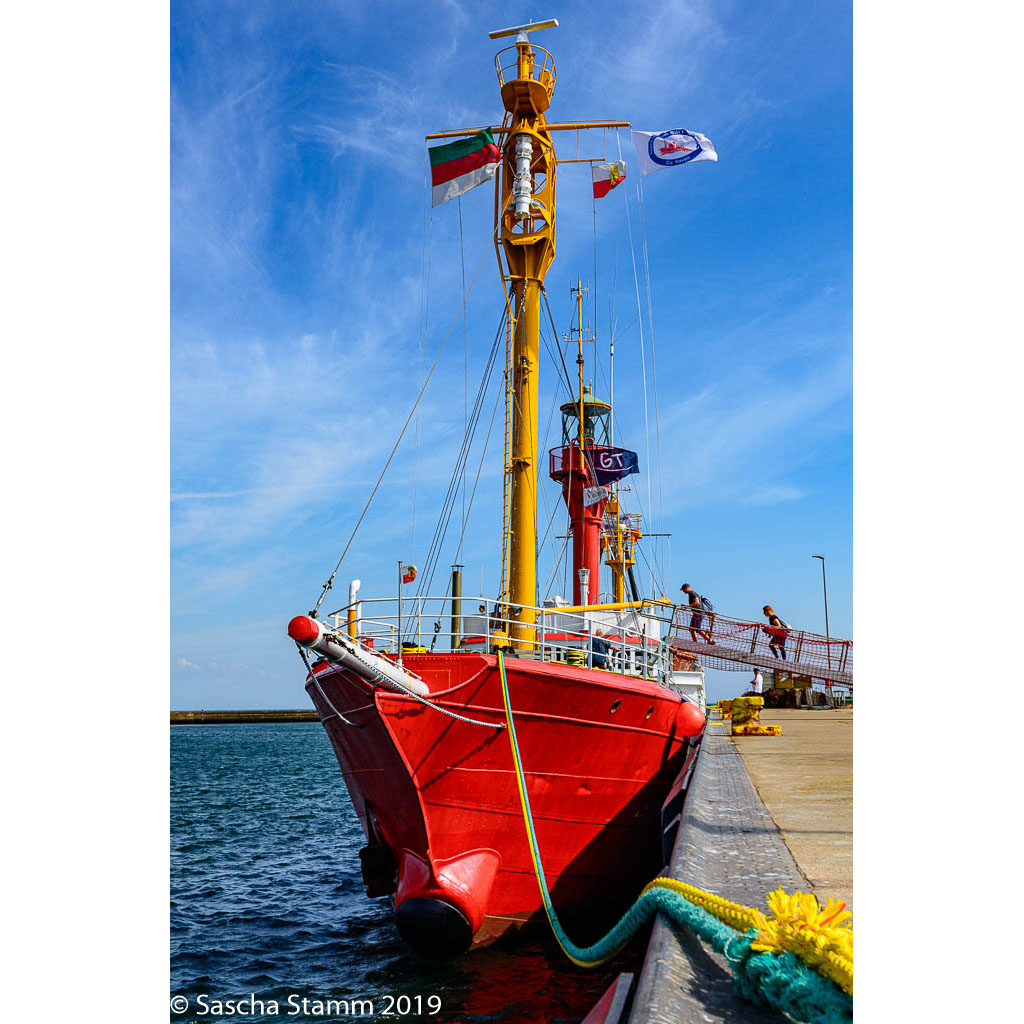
xmin=421 ymin=369 xmax=503 ymax=626
xmin=425 ymin=386 xmax=504 ymax=650
xmin=311 ymin=249 xmax=488 ymax=618
xmin=415 ymin=307 xmax=505 ymax=601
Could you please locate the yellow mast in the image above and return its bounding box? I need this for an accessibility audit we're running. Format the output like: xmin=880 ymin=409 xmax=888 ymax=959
xmin=429 ymin=22 xmax=631 ymax=646
xmin=493 ymin=26 xmax=558 ymax=648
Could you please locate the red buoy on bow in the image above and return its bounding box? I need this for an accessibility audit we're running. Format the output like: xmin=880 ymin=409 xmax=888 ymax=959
xmin=287 ymin=615 xmax=321 ymax=646
xmin=677 ymin=701 xmax=706 ymax=738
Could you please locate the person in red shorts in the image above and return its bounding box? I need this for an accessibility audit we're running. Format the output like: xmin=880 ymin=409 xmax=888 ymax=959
xmin=761 ymin=605 xmax=790 ymax=660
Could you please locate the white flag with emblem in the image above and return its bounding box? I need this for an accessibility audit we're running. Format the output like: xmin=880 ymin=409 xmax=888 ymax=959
xmin=583 ymin=484 xmax=610 ymax=508
xmin=631 ymin=129 xmax=717 ymax=176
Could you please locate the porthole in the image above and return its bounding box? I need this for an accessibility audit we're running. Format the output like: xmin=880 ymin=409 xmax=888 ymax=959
xmin=645 ymin=706 xmax=654 ymax=720
xmin=610 ymin=700 xmax=621 ymax=714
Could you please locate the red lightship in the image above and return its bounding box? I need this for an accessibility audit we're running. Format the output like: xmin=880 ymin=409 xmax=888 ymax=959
xmin=288 ymin=20 xmax=706 ymax=959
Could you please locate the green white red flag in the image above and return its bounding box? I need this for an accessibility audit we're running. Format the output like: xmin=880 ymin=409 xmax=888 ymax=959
xmin=592 ymin=161 xmax=627 ymax=199
xmin=428 ymin=129 xmax=501 ymax=207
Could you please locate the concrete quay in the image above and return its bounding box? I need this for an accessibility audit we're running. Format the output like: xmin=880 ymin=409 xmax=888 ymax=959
xmin=623 ymin=709 xmax=852 ymax=1023
xmin=732 ymin=707 xmax=853 ymax=912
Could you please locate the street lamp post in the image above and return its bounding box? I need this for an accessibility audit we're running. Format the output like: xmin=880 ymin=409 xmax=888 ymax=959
xmin=812 ymin=554 xmax=832 ymax=704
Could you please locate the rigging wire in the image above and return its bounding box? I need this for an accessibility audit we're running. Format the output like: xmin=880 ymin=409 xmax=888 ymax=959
xmin=536 ymin=494 xmax=563 ymax=576
xmin=453 ymin=382 xmax=503 ymax=566
xmin=635 ymin=531 xmax=668 ymax=599
xmin=536 ymin=373 xmax=563 ymax=556
xmin=539 ymin=288 xmax=576 ymax=400
xmin=610 ymin=246 xmax=618 ymax=442
xmin=425 ymin=381 xmax=505 ymax=649
xmin=592 ymin=186 xmax=599 ymax=371
xmin=458 ymin=196 xmax=468 ymax=531
xmin=637 ymin=175 xmax=668 ymax=585
xmin=416 ymin=308 xmax=506 ymax=600
xmin=534 ymin=300 xmax=576 ymax=571
xmin=616 ymin=128 xmax=656 ymax=596
xmin=410 ymin=154 xmax=434 ymax=566
xmin=539 ymin=527 xmax=570 ymax=598
xmin=310 ymin=249 xmax=488 ymax=617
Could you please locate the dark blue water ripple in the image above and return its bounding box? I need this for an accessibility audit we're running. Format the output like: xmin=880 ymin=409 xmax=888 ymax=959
xmin=171 ymin=724 xmax=640 ymax=1022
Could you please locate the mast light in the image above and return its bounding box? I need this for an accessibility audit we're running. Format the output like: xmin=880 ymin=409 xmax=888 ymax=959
xmin=488 ymin=18 xmax=559 ymax=41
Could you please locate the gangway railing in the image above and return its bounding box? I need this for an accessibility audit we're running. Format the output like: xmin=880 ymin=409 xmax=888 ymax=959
xmin=669 ymin=608 xmax=853 ymax=687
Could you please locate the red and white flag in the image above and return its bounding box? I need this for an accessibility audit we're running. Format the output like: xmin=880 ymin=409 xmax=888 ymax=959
xmin=631 ymin=129 xmax=717 ymax=176
xmin=592 ymin=160 xmax=627 ymax=199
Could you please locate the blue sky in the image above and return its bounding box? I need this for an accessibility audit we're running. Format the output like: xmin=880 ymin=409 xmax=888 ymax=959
xmin=171 ymin=0 xmax=851 ymax=708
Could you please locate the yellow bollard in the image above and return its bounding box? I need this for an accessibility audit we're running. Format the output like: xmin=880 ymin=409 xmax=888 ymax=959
xmin=731 ymin=695 xmax=782 ymax=736
xmin=718 ymin=699 xmax=734 ymax=719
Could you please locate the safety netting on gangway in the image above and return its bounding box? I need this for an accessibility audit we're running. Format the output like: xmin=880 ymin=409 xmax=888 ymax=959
xmin=669 ymin=608 xmax=853 ymax=687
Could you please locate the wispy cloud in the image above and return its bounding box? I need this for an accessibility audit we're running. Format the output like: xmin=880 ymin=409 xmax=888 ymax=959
xmin=298 ymin=64 xmax=428 ymax=180
xmin=648 ymin=343 xmax=850 ymax=511
xmin=742 ymin=485 xmax=809 ymax=506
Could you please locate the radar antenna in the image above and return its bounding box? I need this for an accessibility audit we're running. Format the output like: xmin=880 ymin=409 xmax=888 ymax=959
xmin=488 ymin=18 xmax=559 ymax=42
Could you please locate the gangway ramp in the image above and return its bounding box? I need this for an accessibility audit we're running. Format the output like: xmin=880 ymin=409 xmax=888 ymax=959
xmin=669 ymin=609 xmax=852 ymax=688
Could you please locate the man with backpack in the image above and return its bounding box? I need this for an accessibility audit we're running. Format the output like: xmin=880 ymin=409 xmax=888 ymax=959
xmin=680 ymin=583 xmax=715 ymax=645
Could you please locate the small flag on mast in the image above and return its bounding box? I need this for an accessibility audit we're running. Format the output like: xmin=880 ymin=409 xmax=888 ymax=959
xmin=428 ymin=129 xmax=501 ymax=207
xmin=631 ymin=129 xmax=717 ymax=176
xmin=592 ymin=160 xmax=627 ymax=199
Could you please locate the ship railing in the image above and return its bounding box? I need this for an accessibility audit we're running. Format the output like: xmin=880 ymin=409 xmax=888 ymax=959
xmin=494 ymin=44 xmax=557 ymax=96
xmin=324 ymin=594 xmax=677 ymax=685
xmin=548 ymin=443 xmax=620 ymax=478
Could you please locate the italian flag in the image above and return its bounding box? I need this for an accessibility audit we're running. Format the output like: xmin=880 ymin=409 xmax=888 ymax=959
xmin=592 ymin=160 xmax=627 ymax=199
xmin=429 ymin=129 xmax=501 ymax=208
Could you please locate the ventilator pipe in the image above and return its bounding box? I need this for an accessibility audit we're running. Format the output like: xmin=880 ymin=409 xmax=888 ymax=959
xmin=514 ymin=134 xmax=533 ymax=218
xmin=450 ymin=565 xmax=462 ymax=650
xmin=626 ymin=565 xmax=642 ymax=604
xmin=347 ymin=579 xmax=361 ymax=638
xmin=288 ymin=615 xmax=430 ymax=696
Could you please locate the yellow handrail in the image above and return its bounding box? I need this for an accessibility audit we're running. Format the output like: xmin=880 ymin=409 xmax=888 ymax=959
xmin=551 ymin=598 xmax=672 ymax=615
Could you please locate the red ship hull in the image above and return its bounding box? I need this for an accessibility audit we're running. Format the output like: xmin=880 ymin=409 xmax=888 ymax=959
xmin=304 ymin=651 xmax=700 ymax=957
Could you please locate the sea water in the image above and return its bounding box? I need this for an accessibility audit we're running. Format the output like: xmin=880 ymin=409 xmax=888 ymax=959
xmin=171 ymin=724 xmax=637 ymax=1022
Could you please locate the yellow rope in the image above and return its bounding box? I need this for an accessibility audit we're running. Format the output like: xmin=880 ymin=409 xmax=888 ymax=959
xmin=749 ymin=889 xmax=854 ymax=996
xmin=643 ymin=877 xmax=854 ymax=996
xmin=641 ymin=877 xmax=760 ymax=932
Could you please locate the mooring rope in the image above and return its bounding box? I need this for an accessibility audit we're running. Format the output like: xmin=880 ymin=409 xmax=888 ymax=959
xmin=300 ymin=640 xmax=504 ymax=730
xmin=496 ymin=651 xmax=852 ymax=1023
xmin=297 ymin=644 xmax=360 ymax=728
xmin=374 ymin=667 xmax=506 ymax=729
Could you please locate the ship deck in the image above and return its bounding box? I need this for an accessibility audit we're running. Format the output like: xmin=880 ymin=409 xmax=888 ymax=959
xmin=609 ymin=708 xmax=852 ymax=1024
